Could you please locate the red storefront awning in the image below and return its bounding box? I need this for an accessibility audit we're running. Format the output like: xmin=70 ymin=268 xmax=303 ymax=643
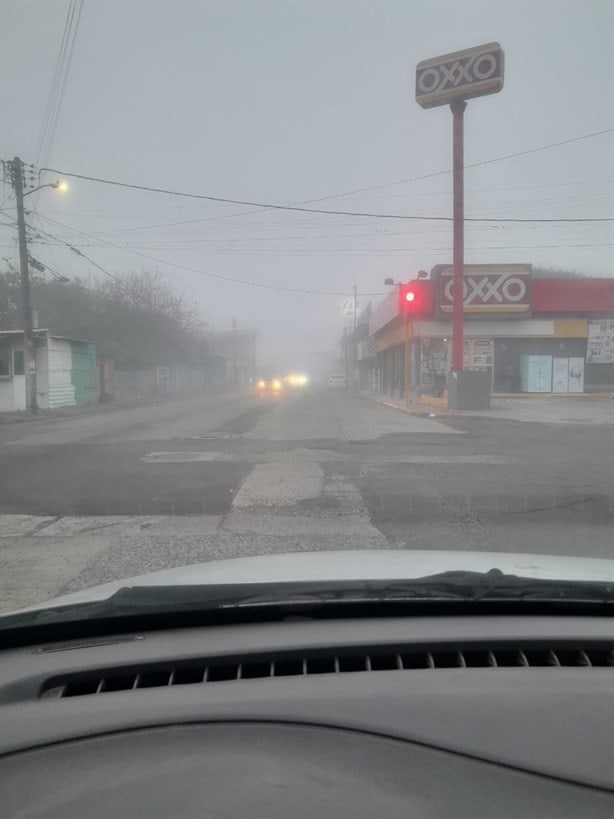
xmin=531 ymin=278 xmax=614 ymax=313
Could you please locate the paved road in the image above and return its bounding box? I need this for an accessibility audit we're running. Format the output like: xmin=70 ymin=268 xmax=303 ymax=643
xmin=1 ymin=387 xmax=613 ymax=611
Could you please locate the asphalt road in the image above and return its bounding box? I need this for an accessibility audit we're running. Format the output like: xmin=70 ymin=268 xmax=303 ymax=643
xmin=1 ymin=386 xmax=613 ymax=611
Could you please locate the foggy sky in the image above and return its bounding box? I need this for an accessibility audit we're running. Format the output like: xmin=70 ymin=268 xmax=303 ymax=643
xmin=1 ymin=0 xmax=612 ymax=370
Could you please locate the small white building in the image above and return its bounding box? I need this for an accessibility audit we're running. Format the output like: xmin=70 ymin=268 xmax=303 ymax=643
xmin=0 ymin=330 xmax=98 ymax=413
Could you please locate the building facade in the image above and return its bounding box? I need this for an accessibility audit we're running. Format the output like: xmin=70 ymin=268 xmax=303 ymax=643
xmin=0 ymin=330 xmax=98 ymax=412
xmin=358 ymin=267 xmax=614 ymax=398
xmin=207 ymin=328 xmax=258 ymax=385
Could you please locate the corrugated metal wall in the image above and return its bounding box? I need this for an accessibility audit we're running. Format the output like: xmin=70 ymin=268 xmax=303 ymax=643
xmin=47 ymin=338 xmax=76 ymax=409
xmin=70 ymin=341 xmax=98 ymax=404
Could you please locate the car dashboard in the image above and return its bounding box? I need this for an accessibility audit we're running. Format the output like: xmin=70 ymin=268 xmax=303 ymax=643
xmin=1 ymin=614 xmax=613 ymax=818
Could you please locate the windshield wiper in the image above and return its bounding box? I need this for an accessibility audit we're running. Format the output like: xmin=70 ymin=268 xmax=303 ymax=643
xmin=1 ymin=570 xmax=612 ymax=631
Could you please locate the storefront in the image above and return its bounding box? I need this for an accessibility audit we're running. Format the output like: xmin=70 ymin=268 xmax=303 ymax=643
xmin=364 ymin=267 xmax=614 ymax=396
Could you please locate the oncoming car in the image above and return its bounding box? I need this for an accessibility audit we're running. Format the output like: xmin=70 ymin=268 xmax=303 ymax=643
xmin=255 ymin=377 xmax=283 ymax=397
xmin=285 ymin=373 xmax=309 ymax=388
xmin=327 ymin=374 xmax=348 ymax=389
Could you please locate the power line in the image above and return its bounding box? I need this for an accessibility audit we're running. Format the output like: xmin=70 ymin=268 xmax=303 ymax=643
xmin=38 ymin=165 xmax=614 ymax=225
xmin=18 ymin=218 xmax=125 ymax=287
xmin=31 ymin=213 xmax=388 ymax=296
xmin=39 ymin=128 xmax=614 ymax=229
xmin=47 ymin=0 xmax=83 ymax=162
xmin=86 ymin=189 xmax=614 ymax=236
xmin=302 ymin=128 xmax=614 ymax=204
xmin=34 ymin=3 xmax=74 ymax=164
xmin=34 ymin=0 xmax=84 ymax=166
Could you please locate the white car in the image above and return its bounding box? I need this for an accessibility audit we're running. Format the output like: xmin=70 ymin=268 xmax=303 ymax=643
xmin=327 ymin=374 xmax=348 ymax=388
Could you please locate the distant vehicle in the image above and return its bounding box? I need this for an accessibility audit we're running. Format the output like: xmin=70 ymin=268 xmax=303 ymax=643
xmin=255 ymin=377 xmax=283 ymax=397
xmin=327 ymin=374 xmax=348 ymax=388
xmin=285 ymin=373 xmax=309 ymax=388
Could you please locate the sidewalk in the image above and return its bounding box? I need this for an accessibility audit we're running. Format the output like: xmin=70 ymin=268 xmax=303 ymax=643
xmin=362 ymin=390 xmax=614 ymax=426
xmin=0 ymin=384 xmax=243 ymax=426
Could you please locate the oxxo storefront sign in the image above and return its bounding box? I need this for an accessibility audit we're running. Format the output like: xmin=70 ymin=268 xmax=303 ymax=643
xmin=434 ymin=264 xmax=531 ymax=317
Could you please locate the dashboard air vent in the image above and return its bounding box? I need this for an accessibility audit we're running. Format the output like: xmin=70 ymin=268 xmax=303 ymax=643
xmin=40 ymin=642 xmax=614 ymax=699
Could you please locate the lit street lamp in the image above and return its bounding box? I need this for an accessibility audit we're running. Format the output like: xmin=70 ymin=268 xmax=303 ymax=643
xmin=23 ymin=179 xmax=68 ymax=198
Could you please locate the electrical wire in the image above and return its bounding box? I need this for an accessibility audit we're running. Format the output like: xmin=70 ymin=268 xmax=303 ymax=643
xmin=44 ymin=0 xmax=83 ymax=165
xmin=29 ymin=214 xmax=388 ymax=296
xmin=302 ymin=129 xmax=614 ymax=204
xmin=37 ymin=166 xmax=614 ymax=225
xmin=34 ymin=3 xmax=74 ymax=164
xmin=40 ymin=127 xmax=614 ymax=229
xmin=34 ymin=0 xmax=84 ymax=167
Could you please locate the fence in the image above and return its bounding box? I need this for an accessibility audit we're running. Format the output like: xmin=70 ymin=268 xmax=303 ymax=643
xmin=111 ymin=365 xmax=222 ymax=402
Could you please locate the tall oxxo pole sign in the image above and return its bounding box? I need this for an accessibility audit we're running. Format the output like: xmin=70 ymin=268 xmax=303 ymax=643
xmin=416 ymin=43 xmax=504 ymax=379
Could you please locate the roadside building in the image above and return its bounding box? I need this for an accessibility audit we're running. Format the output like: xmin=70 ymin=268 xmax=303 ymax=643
xmin=0 ymin=329 xmax=98 ymax=412
xmin=207 ymin=328 xmax=258 ymax=385
xmin=359 ymin=267 xmax=614 ymax=399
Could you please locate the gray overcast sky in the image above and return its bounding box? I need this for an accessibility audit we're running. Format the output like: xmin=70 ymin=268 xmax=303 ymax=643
xmin=1 ymin=0 xmax=613 ymax=368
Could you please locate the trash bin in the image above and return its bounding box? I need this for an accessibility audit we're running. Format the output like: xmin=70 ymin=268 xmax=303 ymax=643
xmin=447 ymin=370 xmax=491 ymax=411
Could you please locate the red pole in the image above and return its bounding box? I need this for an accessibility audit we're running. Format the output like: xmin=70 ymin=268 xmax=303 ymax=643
xmin=450 ymin=100 xmax=466 ymax=372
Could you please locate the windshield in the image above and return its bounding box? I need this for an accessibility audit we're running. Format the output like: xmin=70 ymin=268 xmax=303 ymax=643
xmin=0 ymin=0 xmax=613 ymax=618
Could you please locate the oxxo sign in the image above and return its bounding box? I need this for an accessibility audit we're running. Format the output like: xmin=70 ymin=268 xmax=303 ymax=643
xmin=416 ymin=42 xmax=504 ymax=109
xmin=436 ymin=265 xmax=531 ymax=317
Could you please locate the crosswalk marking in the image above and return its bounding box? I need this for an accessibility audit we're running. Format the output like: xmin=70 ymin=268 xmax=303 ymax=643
xmin=232 ymin=462 xmax=324 ymax=507
xmin=141 ymin=451 xmax=227 ymax=462
xmin=140 ymin=450 xmax=512 ymax=466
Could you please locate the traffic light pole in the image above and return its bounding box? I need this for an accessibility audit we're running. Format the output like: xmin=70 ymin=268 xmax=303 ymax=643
xmin=404 ymin=312 xmax=410 ymax=411
xmin=450 ymin=100 xmax=466 ymax=372
xmin=12 ymin=156 xmax=38 ymax=414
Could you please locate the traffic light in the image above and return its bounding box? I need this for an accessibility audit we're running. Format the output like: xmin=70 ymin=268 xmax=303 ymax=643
xmin=397 ymin=278 xmax=434 ymax=315
xmin=399 ymin=282 xmax=421 ymax=312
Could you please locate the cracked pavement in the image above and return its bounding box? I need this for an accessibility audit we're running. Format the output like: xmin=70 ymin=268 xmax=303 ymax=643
xmin=1 ymin=387 xmax=613 ymax=611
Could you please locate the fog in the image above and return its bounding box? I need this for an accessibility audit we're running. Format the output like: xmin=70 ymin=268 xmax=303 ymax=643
xmin=1 ymin=0 xmax=612 ymax=367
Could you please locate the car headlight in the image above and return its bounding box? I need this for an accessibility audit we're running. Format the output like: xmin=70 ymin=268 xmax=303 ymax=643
xmin=272 ymin=379 xmax=282 ymax=390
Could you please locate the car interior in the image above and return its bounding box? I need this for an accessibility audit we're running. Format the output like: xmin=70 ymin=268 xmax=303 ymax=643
xmin=1 ymin=610 xmax=613 ymax=817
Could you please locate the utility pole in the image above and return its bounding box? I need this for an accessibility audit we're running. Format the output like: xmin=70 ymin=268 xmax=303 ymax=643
xmin=352 ymin=285 xmax=357 ymax=387
xmin=450 ymin=100 xmax=466 ymax=372
xmin=232 ymin=317 xmax=237 ymax=384
xmin=11 ymin=157 xmax=37 ymax=414
xmin=404 ymin=312 xmax=410 ymax=411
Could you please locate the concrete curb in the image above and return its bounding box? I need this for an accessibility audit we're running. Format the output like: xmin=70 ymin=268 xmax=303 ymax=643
xmin=361 ymin=390 xmax=614 ymax=423
xmin=491 ymin=392 xmax=614 ymax=399
xmin=360 ymin=393 xmax=443 ymax=418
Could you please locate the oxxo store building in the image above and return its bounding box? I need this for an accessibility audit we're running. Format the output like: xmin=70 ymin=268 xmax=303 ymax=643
xmin=359 ymin=265 xmax=614 ymax=400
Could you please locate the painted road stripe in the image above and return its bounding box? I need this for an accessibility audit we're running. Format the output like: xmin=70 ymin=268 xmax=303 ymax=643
xmin=141 ymin=451 xmax=228 ymax=462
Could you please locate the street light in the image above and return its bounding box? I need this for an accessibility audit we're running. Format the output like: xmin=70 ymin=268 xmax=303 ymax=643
xmin=23 ymin=179 xmax=68 ymax=198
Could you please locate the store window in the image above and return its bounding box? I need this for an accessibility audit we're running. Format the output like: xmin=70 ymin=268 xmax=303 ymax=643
xmin=13 ymin=349 xmax=25 ymax=376
xmin=0 ymin=346 xmax=10 ymax=377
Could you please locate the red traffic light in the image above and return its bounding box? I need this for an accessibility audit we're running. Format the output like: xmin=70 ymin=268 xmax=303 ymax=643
xmin=392 ymin=278 xmax=433 ymax=315
xmin=399 ymin=283 xmax=420 ymax=312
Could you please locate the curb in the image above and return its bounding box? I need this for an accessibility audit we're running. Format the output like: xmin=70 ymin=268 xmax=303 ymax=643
xmin=362 ymin=391 xmax=614 ymax=423
xmin=491 ymin=392 xmax=614 ymax=399
xmin=361 ymin=393 xmax=447 ymax=418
